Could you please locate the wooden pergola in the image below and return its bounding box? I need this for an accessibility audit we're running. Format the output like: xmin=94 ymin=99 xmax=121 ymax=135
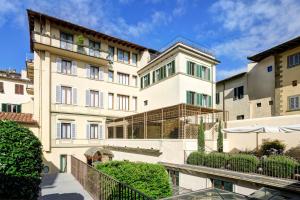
xmin=106 ymin=103 xmax=227 ymax=139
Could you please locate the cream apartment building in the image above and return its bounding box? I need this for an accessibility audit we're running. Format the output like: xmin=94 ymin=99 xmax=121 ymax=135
xmin=27 ymin=10 xmax=222 ymax=172
xmin=216 ymin=36 xmax=300 ymax=120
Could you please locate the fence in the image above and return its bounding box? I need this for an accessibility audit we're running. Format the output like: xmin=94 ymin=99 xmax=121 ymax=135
xmin=71 ymin=156 xmax=153 ymax=200
xmin=185 ymin=152 xmax=300 ymax=181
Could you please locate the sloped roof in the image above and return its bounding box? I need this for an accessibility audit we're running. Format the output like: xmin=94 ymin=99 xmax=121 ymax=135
xmin=0 ymin=112 xmax=38 ymax=125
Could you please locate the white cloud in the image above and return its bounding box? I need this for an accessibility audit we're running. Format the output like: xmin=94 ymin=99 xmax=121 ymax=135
xmin=173 ymin=0 xmax=186 ymax=16
xmin=217 ymin=66 xmax=247 ymax=80
xmin=0 ymin=0 xmax=177 ymax=39
xmin=210 ymin=0 xmax=300 ymax=60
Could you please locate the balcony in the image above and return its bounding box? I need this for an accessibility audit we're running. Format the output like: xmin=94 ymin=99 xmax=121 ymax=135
xmin=32 ymin=31 xmax=110 ymax=66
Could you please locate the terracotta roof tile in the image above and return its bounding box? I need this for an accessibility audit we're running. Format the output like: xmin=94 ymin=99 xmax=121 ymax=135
xmin=0 ymin=112 xmax=38 ymax=125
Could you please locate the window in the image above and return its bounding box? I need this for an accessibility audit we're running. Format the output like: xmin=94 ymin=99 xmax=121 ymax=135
xmin=90 ymin=90 xmax=99 ymax=107
xmin=292 ymin=80 xmax=297 ymax=87
xmin=2 ymin=104 xmax=21 ymax=113
xmin=269 ymin=100 xmax=273 ymax=105
xmin=90 ymin=66 xmax=99 ymax=79
xmin=90 ymin=124 xmax=99 ymax=139
xmin=144 ymin=100 xmax=148 ymax=106
xmin=108 ymin=93 xmax=114 ymax=109
xmin=155 ymin=66 xmax=166 ymax=81
xmin=108 ymin=46 xmax=114 ymax=61
xmin=61 ymin=60 xmax=72 ymax=74
xmin=216 ymin=92 xmax=220 ymax=105
xmin=0 ymin=82 xmax=4 ymax=93
xmin=186 ymin=91 xmax=196 ymax=105
xmin=118 ymin=72 xmax=129 ymax=85
xmin=234 ymin=86 xmax=244 ymax=100
xmin=288 ymin=53 xmax=300 ymax=68
xmin=211 ymin=179 xmax=233 ymax=192
xmin=132 ymin=97 xmax=137 ymax=111
xmin=187 ymin=61 xmax=210 ymax=80
xmin=15 ymin=84 xmax=24 ymax=95
xmin=267 ymin=66 xmax=272 ymax=72
xmin=237 ymin=115 xmax=244 ymax=120
xmin=167 ymin=60 xmax=175 ymax=76
xmin=257 ymin=102 xmax=262 ymax=107
xmin=187 ymin=61 xmax=195 ymax=76
xmin=89 ymin=40 xmax=100 ymax=57
xmin=141 ymin=73 xmax=150 ymax=88
xmin=61 ymin=123 xmax=71 ymax=139
xmin=289 ymin=96 xmax=300 ymax=110
xmin=61 ymin=86 xmax=72 ymax=104
xmin=132 ymin=53 xmax=137 ymax=66
xmin=60 ymin=32 xmax=73 ymax=50
xmin=117 ymin=95 xmax=129 ymax=110
xmin=117 ymin=49 xmax=130 ymax=64
xmin=132 ymin=75 xmax=137 ymax=87
xmin=108 ymin=70 xmax=114 ymax=82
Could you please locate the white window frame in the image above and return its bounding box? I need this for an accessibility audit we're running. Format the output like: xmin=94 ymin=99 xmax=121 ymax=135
xmin=90 ymin=124 xmax=99 ymax=139
xmin=90 ymin=66 xmax=99 ymax=80
xmin=118 ymin=72 xmax=129 ymax=85
xmin=108 ymin=93 xmax=114 ymax=109
xmin=61 ymin=123 xmax=71 ymax=139
xmin=90 ymin=90 xmax=99 ymax=107
xmin=108 ymin=70 xmax=114 ymax=82
xmin=61 ymin=86 xmax=72 ymax=105
xmin=117 ymin=95 xmax=129 ymax=111
xmin=289 ymin=95 xmax=300 ymax=110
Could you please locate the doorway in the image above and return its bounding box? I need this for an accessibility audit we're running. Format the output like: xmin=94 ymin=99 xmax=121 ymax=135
xmin=60 ymin=154 xmax=67 ymax=173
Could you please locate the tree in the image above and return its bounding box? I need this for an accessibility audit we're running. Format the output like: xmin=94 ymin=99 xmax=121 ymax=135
xmin=198 ymin=118 xmax=205 ymax=152
xmin=217 ymin=120 xmax=223 ymax=152
xmin=0 ymin=121 xmax=43 ymax=200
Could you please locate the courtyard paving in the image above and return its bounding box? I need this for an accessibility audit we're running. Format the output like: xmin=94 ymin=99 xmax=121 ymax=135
xmin=39 ymin=173 xmax=93 ymax=200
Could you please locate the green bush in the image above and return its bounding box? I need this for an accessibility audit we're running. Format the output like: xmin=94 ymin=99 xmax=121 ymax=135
xmin=0 ymin=121 xmax=43 ymax=200
xmin=228 ymin=154 xmax=259 ymax=172
xmin=262 ymin=155 xmax=299 ymax=178
xmin=187 ymin=151 xmax=206 ymax=165
xmin=259 ymin=139 xmax=286 ymax=156
xmin=96 ymin=161 xmax=172 ymax=199
xmin=205 ymin=152 xmax=228 ymax=168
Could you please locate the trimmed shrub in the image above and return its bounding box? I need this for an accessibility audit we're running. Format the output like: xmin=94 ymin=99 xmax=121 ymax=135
xmin=0 ymin=121 xmax=43 ymax=200
xmin=227 ymin=154 xmax=259 ymax=172
xmin=259 ymin=139 xmax=286 ymax=156
xmin=262 ymin=155 xmax=299 ymax=178
xmin=198 ymin=118 xmax=205 ymax=152
xmin=187 ymin=151 xmax=206 ymax=165
xmin=217 ymin=121 xmax=223 ymax=152
xmin=96 ymin=161 xmax=172 ymax=199
xmin=205 ymin=152 xmax=228 ymax=168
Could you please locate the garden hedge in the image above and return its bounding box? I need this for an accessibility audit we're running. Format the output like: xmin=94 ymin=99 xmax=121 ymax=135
xmin=205 ymin=152 xmax=228 ymax=168
xmin=227 ymin=154 xmax=259 ymax=172
xmin=96 ymin=161 xmax=172 ymax=199
xmin=262 ymin=155 xmax=299 ymax=178
xmin=0 ymin=121 xmax=43 ymax=200
xmin=186 ymin=151 xmax=206 ymax=165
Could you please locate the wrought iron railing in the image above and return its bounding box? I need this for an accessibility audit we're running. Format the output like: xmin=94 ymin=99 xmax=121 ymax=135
xmin=185 ymin=152 xmax=300 ymax=181
xmin=71 ymin=156 xmax=153 ymax=200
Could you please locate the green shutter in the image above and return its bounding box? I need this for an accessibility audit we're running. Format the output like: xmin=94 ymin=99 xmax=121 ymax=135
xmin=16 ymin=105 xmax=21 ymax=113
xmin=196 ymin=93 xmax=201 ymax=106
xmin=199 ymin=94 xmax=203 ymax=106
xmin=201 ymin=66 xmax=204 ymax=78
xmin=207 ymin=68 xmax=211 ymax=81
xmin=152 ymin=71 xmax=155 ymax=83
xmin=2 ymin=103 xmax=7 ymax=112
xmin=186 ymin=91 xmax=190 ymax=104
xmin=208 ymin=96 xmax=212 ymax=107
xmin=196 ymin=65 xmax=201 ymax=77
xmin=172 ymin=60 xmax=175 ymax=74
xmin=186 ymin=61 xmax=190 ymax=74
xmin=140 ymin=77 xmax=143 ymax=88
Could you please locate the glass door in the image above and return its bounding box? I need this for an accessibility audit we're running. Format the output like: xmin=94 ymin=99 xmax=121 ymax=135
xmin=60 ymin=155 xmax=67 ymax=173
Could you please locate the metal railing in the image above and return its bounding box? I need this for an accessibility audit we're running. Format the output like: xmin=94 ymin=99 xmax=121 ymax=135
xmin=185 ymin=152 xmax=300 ymax=181
xmin=71 ymin=156 xmax=153 ymax=200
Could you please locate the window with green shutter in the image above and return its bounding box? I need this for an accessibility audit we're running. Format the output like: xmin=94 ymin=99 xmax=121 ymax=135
xmin=196 ymin=65 xmax=201 ymax=78
xmin=16 ymin=105 xmax=21 ymax=113
xmin=186 ymin=91 xmax=195 ymax=105
xmin=208 ymin=95 xmax=212 ymax=107
xmin=2 ymin=103 xmax=7 ymax=112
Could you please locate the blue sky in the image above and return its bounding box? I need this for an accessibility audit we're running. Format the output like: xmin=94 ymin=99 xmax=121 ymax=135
xmin=1 ymin=0 xmax=300 ymax=80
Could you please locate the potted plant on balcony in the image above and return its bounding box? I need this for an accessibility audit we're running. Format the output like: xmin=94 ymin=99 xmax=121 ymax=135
xmin=76 ymin=35 xmax=85 ymax=54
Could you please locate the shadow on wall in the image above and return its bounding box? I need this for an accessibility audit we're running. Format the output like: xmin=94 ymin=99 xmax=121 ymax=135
xmin=43 ymin=157 xmax=60 ymax=174
xmin=40 ymin=193 xmax=84 ymax=200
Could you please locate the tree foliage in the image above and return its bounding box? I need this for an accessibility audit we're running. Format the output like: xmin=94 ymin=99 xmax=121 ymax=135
xmin=217 ymin=121 xmax=223 ymax=152
xmin=198 ymin=118 xmax=205 ymax=152
xmin=96 ymin=161 xmax=172 ymax=199
xmin=0 ymin=121 xmax=43 ymax=200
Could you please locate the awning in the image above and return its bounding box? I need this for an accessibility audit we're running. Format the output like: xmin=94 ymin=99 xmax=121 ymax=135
xmin=223 ymin=124 xmax=300 ymax=133
xmin=84 ymin=147 xmax=114 ymax=158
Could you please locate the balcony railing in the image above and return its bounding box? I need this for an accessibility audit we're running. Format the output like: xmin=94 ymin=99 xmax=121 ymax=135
xmin=71 ymin=156 xmax=153 ymax=200
xmin=32 ymin=31 xmax=110 ymax=61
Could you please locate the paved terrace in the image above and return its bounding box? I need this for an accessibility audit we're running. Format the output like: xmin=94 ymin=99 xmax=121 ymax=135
xmin=161 ymin=162 xmax=300 ymax=193
xmin=39 ymin=173 xmax=93 ymax=200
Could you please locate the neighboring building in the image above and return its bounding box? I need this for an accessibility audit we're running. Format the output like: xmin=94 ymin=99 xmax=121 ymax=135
xmin=0 ymin=69 xmax=34 ymax=114
xmin=138 ymin=42 xmax=218 ymax=112
xmin=248 ymin=36 xmax=300 ymax=116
